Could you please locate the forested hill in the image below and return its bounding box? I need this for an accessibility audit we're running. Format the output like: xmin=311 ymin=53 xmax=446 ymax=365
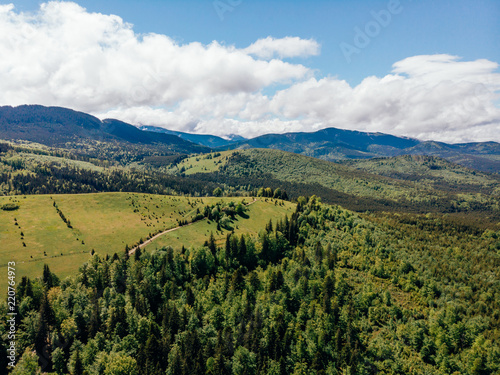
xmin=0 ymin=105 xmax=208 ymax=154
xmin=2 ymin=143 xmax=499 ymax=227
xmin=231 ymin=127 xmax=419 ymax=157
xmin=4 ymin=197 xmax=500 ymax=374
xmin=2 ymin=105 xmax=499 ymax=173
xmin=228 ymin=128 xmax=500 ymax=173
xmin=174 ymin=149 xmax=500 ymax=227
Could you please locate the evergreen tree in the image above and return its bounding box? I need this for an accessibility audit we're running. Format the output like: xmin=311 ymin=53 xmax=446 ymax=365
xmin=71 ymin=348 xmax=83 ymax=375
xmin=134 ymin=247 xmax=142 ymax=261
xmin=208 ymin=232 xmax=217 ymax=256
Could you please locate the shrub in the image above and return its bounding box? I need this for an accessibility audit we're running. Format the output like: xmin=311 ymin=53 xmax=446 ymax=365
xmin=1 ymin=203 xmax=19 ymax=211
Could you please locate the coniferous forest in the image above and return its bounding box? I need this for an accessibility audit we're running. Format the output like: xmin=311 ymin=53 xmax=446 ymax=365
xmin=0 ymin=107 xmax=499 ymax=374
xmin=2 ymin=196 xmax=500 ymax=374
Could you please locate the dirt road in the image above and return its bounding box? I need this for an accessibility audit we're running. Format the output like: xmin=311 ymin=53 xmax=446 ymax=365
xmin=128 ymin=197 xmax=258 ymax=255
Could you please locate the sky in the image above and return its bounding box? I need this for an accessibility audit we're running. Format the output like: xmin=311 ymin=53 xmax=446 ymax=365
xmin=0 ymin=0 xmax=499 ymax=142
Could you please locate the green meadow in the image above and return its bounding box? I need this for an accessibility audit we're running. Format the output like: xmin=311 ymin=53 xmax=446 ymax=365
xmin=0 ymin=193 xmax=294 ymax=287
xmin=170 ymin=150 xmax=235 ymax=175
xmin=143 ymin=199 xmax=295 ymax=252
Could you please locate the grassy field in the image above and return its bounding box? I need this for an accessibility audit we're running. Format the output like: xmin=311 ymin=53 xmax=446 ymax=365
xmin=142 ymin=199 xmax=295 ymax=252
xmin=17 ymin=152 xmax=107 ymax=172
xmin=0 ymin=193 xmax=294 ymax=287
xmin=170 ymin=151 xmax=235 ymax=175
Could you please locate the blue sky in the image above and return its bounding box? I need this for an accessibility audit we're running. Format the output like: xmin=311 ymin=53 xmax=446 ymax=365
xmin=1 ymin=0 xmax=499 ymax=141
xmin=9 ymin=0 xmax=499 ymax=85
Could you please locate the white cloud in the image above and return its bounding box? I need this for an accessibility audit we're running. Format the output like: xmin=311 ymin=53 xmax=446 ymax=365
xmin=260 ymin=55 xmax=500 ymax=143
xmin=1 ymin=2 xmax=499 ymax=143
xmin=243 ymin=36 xmax=320 ymax=60
xmin=0 ymin=2 xmax=310 ymax=113
xmin=392 ymin=54 xmax=499 ymax=84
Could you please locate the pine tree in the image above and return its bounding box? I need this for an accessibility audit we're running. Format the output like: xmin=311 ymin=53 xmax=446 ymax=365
xmin=266 ymin=219 xmax=273 ymax=233
xmin=283 ymin=215 xmax=290 ymax=239
xmin=88 ymin=292 xmax=101 ymax=338
xmin=208 ymin=232 xmax=217 ymax=256
xmin=225 ymin=233 xmax=232 ymax=262
xmin=315 ymin=241 xmax=324 ymax=262
xmin=39 ymin=290 xmax=55 ymax=326
xmin=71 ymin=348 xmax=83 ymax=375
xmin=42 ymin=264 xmax=54 ymax=289
xmin=261 ymin=234 xmax=270 ymax=263
xmin=124 ymin=244 xmax=130 ymax=260
xmin=238 ymin=235 xmax=247 ymax=262
xmin=134 ymin=246 xmax=142 ymax=261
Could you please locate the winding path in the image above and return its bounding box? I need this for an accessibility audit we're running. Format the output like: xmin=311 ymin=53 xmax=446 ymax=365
xmin=128 ymin=197 xmax=258 ymax=255
xmin=128 ymin=221 xmax=197 ymax=255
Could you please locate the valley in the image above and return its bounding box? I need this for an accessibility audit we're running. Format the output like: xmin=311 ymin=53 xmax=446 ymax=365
xmin=0 ymin=105 xmax=499 ymax=374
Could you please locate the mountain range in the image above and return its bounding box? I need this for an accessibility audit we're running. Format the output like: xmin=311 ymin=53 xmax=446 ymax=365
xmin=0 ymin=105 xmax=207 ymax=154
xmin=228 ymin=128 xmax=500 ymax=173
xmin=139 ymin=125 xmax=246 ymax=148
xmin=1 ymin=105 xmax=499 ymax=173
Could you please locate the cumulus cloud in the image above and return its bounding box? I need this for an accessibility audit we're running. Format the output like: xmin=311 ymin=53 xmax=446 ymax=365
xmin=101 ymin=55 xmax=500 ymax=142
xmin=0 ymin=2 xmax=310 ymax=113
xmin=262 ymin=55 xmax=500 ymax=143
xmin=243 ymin=36 xmax=321 ymax=60
xmin=0 ymin=2 xmax=499 ymax=143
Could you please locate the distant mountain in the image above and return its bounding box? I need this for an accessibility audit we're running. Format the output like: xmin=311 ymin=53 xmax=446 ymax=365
xmin=0 ymin=105 xmax=208 ymax=154
xmin=225 ymin=134 xmax=247 ymax=143
xmin=228 ymin=127 xmax=500 ymax=173
xmin=139 ymin=125 xmax=246 ymax=148
xmin=231 ymin=127 xmax=419 ymax=157
xmin=402 ymin=141 xmax=500 ymax=173
xmin=1 ymin=105 xmax=498 ymax=173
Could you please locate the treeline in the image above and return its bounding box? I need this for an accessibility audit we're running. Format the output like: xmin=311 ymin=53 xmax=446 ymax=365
xmin=204 ymin=149 xmax=500 ymax=226
xmin=0 ymin=164 xmax=225 ymax=197
xmin=194 ymin=170 xmax=495 ymax=218
xmin=0 ymin=148 xmax=295 ymax=202
xmin=3 ymin=197 xmax=500 ymax=374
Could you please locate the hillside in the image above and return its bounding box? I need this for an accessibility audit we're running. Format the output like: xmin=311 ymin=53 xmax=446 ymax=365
xmin=229 ymin=127 xmax=500 ymax=173
xmin=173 ymin=149 xmax=500 ymax=225
xmin=0 ymin=193 xmax=294 ymax=287
xmin=0 ymin=105 xmax=208 ymax=155
xmin=4 ymin=197 xmax=500 ymax=374
xmin=341 ymin=155 xmax=500 ymax=194
xmin=402 ymin=141 xmax=500 ymax=174
xmin=0 ymin=141 xmax=224 ymax=196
